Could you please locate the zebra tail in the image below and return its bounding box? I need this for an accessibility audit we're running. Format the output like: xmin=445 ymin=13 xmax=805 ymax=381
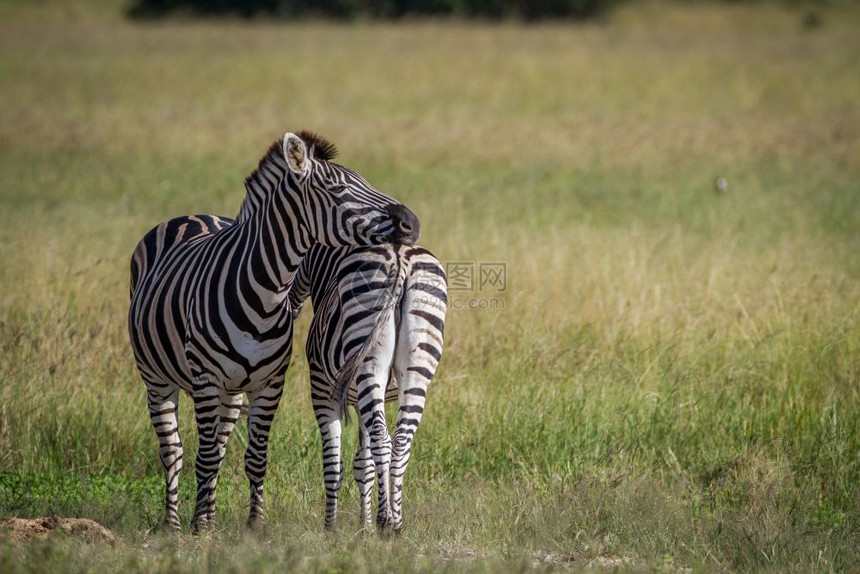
xmin=331 ymin=247 xmax=406 ymax=422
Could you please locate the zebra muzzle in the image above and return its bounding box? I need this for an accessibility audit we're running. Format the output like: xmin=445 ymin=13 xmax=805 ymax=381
xmin=386 ymin=204 xmax=420 ymax=245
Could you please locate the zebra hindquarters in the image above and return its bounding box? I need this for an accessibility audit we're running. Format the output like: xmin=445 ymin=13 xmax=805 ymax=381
xmin=129 ymin=215 xmax=233 ymax=531
xmin=388 ymin=257 xmax=447 ymax=532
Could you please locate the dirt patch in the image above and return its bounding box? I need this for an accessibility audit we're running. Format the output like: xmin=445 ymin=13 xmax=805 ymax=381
xmin=1 ymin=517 xmax=116 ymax=544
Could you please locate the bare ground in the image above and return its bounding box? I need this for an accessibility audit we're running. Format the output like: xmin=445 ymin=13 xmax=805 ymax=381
xmin=1 ymin=517 xmax=116 ymax=544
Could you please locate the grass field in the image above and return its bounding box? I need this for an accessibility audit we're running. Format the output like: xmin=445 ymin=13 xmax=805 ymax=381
xmin=1 ymin=0 xmax=859 ymax=571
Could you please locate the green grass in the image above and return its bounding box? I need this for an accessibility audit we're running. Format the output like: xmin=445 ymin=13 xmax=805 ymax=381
xmin=1 ymin=0 xmax=859 ymax=571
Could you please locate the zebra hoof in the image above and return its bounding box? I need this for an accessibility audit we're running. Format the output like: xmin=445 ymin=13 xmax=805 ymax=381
xmin=376 ymin=512 xmax=394 ymax=530
xmin=156 ymin=519 xmax=182 ymax=534
xmin=247 ymin=518 xmax=266 ymax=534
xmin=190 ymin=517 xmax=212 ymax=535
xmin=376 ymin=523 xmax=402 ymax=538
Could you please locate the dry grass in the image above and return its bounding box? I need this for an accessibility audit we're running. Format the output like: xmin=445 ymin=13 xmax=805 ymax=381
xmin=1 ymin=0 xmax=859 ymax=571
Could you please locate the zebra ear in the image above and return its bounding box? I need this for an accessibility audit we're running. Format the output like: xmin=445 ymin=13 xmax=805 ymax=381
xmin=283 ymin=133 xmax=309 ymax=174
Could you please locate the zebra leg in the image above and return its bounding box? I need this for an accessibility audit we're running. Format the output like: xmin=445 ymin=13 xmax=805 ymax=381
xmin=354 ymin=419 xmax=374 ymax=529
xmin=190 ymin=384 xmax=224 ymax=533
xmin=355 ymin=310 xmax=398 ymax=530
xmin=244 ymin=381 xmax=284 ymax=530
xmin=388 ymin=260 xmax=445 ymax=532
xmin=201 ymin=393 xmax=243 ymax=524
xmin=313 ymin=398 xmax=344 ymax=530
xmin=147 ymin=388 xmax=183 ymax=531
xmin=389 ymin=377 xmax=428 ymax=532
xmin=355 ymin=363 xmax=394 ymax=530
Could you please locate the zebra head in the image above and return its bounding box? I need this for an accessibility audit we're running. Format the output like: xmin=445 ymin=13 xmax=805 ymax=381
xmin=283 ymin=132 xmax=420 ymax=247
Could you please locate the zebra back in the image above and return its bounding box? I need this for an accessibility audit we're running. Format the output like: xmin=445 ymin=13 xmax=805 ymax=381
xmin=129 ymin=215 xmax=233 ymax=298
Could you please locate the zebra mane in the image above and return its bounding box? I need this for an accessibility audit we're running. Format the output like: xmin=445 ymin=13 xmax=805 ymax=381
xmin=297 ymin=130 xmax=338 ymax=161
xmin=237 ymin=131 xmax=337 ymax=222
xmin=238 ymin=139 xmax=287 ymax=222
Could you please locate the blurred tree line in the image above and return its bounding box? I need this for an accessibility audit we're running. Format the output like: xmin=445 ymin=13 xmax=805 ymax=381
xmin=127 ymin=0 xmax=620 ymax=20
xmin=127 ymin=0 xmax=841 ymax=21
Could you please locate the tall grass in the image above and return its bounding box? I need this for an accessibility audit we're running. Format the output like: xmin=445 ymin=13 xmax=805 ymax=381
xmin=1 ymin=0 xmax=859 ymax=571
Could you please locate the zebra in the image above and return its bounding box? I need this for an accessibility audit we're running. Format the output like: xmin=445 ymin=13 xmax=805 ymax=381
xmin=127 ymin=131 xmax=420 ymax=532
xmin=289 ymin=242 xmax=447 ymax=531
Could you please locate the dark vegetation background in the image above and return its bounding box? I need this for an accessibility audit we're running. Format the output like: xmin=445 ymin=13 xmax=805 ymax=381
xmin=127 ymin=0 xmax=837 ymax=20
xmin=128 ymin=0 xmax=619 ymax=19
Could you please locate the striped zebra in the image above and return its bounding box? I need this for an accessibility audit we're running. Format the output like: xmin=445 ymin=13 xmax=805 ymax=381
xmin=289 ymin=243 xmax=447 ymax=531
xmin=127 ymin=131 xmax=420 ymax=532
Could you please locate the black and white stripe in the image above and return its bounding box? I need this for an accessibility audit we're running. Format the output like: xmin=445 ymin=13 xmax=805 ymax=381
xmin=127 ymin=132 xmax=419 ymax=532
xmin=290 ymin=243 xmax=447 ymax=531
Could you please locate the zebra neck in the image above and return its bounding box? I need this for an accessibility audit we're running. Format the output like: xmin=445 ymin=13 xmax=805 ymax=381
xmin=239 ymin=183 xmax=312 ymax=308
